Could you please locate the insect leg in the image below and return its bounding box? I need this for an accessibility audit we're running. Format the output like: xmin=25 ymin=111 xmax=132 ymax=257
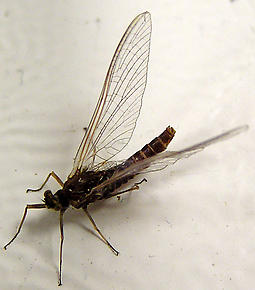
xmin=3 ymin=204 xmax=46 ymax=250
xmin=26 ymin=171 xmax=64 ymax=193
xmin=58 ymin=209 xmax=65 ymax=286
xmin=107 ymin=178 xmax=148 ymax=199
xmin=83 ymin=207 xmax=119 ymax=256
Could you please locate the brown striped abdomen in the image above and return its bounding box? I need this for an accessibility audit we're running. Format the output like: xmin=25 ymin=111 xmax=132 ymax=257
xmin=126 ymin=126 xmax=176 ymax=164
xmin=86 ymin=126 xmax=176 ymax=202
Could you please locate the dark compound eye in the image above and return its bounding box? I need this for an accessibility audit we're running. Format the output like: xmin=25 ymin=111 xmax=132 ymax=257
xmin=44 ymin=190 xmax=53 ymax=198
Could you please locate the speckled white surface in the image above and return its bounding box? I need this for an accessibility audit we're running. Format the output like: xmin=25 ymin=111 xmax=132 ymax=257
xmin=0 ymin=1 xmax=254 ymax=289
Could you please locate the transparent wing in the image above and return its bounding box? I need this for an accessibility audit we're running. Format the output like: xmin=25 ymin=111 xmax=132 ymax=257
xmin=69 ymin=12 xmax=152 ymax=177
xmin=89 ymin=125 xmax=248 ymax=195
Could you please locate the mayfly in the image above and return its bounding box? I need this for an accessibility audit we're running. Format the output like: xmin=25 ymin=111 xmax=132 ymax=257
xmin=4 ymin=11 xmax=248 ymax=285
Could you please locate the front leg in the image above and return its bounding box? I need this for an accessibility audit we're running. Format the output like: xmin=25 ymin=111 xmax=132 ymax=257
xmin=4 ymin=204 xmax=46 ymax=250
xmin=26 ymin=171 xmax=64 ymax=193
xmin=58 ymin=209 xmax=65 ymax=286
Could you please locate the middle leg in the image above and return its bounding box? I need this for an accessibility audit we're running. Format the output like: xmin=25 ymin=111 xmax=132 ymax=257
xmin=83 ymin=207 xmax=119 ymax=256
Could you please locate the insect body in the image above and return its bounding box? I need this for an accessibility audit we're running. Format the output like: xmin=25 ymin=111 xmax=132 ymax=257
xmin=4 ymin=12 xmax=248 ymax=286
xmin=46 ymin=126 xmax=176 ymax=211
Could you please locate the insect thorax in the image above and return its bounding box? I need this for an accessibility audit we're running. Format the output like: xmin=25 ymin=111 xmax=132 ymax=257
xmin=61 ymin=170 xmax=115 ymax=206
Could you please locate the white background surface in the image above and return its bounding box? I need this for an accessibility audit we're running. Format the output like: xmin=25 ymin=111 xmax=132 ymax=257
xmin=0 ymin=1 xmax=254 ymax=289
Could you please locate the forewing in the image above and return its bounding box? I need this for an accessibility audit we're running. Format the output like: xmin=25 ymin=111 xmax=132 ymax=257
xmin=89 ymin=125 xmax=248 ymax=194
xmin=70 ymin=12 xmax=152 ymax=177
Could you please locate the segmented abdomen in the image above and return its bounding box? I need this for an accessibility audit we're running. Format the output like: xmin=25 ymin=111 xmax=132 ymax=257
xmin=92 ymin=126 xmax=176 ymax=202
xmin=126 ymin=126 xmax=176 ymax=164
